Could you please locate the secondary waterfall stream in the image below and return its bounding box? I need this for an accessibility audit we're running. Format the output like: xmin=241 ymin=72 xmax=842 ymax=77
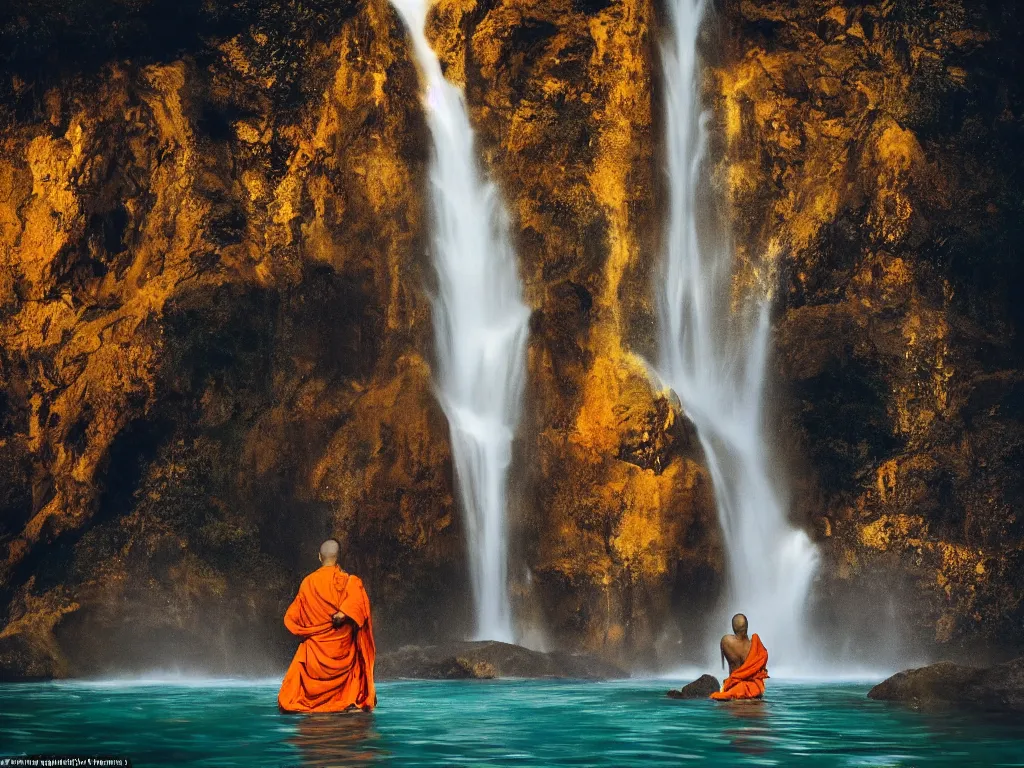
xmin=392 ymin=0 xmax=530 ymax=642
xmin=656 ymin=0 xmax=819 ymax=667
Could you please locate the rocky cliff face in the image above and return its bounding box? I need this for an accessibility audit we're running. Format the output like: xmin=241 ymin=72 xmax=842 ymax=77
xmin=428 ymin=0 xmax=721 ymax=663
xmin=0 ymin=0 xmax=1020 ymax=679
xmin=714 ymin=0 xmax=1023 ymax=657
xmin=0 ymin=0 xmax=466 ymax=677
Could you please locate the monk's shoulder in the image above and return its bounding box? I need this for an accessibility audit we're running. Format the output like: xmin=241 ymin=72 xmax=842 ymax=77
xmin=345 ymin=574 xmax=366 ymax=592
xmin=289 ymin=573 xmax=313 ymax=602
xmin=304 ymin=569 xmax=331 ymax=590
xmin=331 ymin=569 xmax=363 ymax=590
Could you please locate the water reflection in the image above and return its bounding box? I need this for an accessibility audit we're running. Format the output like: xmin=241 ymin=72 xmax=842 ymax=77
xmin=722 ymin=699 xmax=767 ymax=721
xmin=722 ymin=699 xmax=771 ymax=757
xmin=3 ymin=680 xmax=1024 ymax=766
xmin=289 ymin=712 xmax=381 ymax=767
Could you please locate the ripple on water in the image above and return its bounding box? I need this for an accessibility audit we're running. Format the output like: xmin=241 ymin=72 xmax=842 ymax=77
xmin=1 ymin=680 xmax=1023 ymax=766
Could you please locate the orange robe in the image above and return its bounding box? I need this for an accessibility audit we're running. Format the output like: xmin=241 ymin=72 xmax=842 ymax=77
xmin=710 ymin=633 xmax=769 ymax=700
xmin=278 ymin=565 xmax=377 ymax=713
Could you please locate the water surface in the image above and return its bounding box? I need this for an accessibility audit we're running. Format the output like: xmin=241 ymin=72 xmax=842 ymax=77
xmin=2 ymin=679 xmax=1022 ymax=766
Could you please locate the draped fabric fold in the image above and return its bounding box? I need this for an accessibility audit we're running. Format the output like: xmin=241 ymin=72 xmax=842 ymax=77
xmin=710 ymin=634 xmax=769 ymax=701
xmin=278 ymin=566 xmax=377 ymax=713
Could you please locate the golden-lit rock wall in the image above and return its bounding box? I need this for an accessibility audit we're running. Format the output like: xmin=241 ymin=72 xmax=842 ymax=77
xmin=426 ymin=0 xmax=721 ymax=663
xmin=717 ymin=0 xmax=1024 ymax=654
xmin=0 ymin=0 xmax=471 ymax=677
xmin=0 ymin=0 xmax=719 ymax=677
xmin=0 ymin=0 xmax=1021 ymax=677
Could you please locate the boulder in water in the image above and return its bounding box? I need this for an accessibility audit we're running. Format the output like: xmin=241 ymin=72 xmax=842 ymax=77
xmin=667 ymin=674 xmax=720 ymax=699
xmin=376 ymin=640 xmax=626 ymax=680
xmin=407 ymin=656 xmax=497 ymax=680
xmin=868 ymin=658 xmax=1024 ymax=711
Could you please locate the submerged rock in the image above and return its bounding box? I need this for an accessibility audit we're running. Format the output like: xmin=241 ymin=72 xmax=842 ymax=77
xmin=376 ymin=641 xmax=627 ymax=681
xmin=666 ymin=674 xmax=720 ymax=699
xmin=868 ymin=658 xmax=1024 ymax=711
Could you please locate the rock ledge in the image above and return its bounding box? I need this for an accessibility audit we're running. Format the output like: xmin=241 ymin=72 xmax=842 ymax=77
xmin=376 ymin=641 xmax=627 ymax=680
xmin=868 ymin=658 xmax=1024 ymax=711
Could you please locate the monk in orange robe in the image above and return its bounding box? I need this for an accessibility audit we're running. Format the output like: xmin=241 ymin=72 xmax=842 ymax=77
xmin=278 ymin=539 xmax=377 ymax=713
xmin=710 ymin=613 xmax=769 ymax=700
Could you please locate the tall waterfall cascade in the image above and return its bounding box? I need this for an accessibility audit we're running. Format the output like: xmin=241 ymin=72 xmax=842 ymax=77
xmin=656 ymin=0 xmax=820 ymax=668
xmin=391 ymin=0 xmax=531 ymax=642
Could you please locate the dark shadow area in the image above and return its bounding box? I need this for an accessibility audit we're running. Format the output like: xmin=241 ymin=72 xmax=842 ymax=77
xmin=0 ymin=0 xmax=362 ymax=126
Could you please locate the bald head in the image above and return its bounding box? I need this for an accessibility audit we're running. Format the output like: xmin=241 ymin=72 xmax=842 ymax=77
xmin=732 ymin=613 xmax=748 ymax=636
xmin=319 ymin=538 xmax=340 ymax=565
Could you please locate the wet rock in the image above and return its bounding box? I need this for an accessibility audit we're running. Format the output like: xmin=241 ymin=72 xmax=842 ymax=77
xmin=667 ymin=674 xmax=720 ymax=699
xmin=868 ymin=658 xmax=1024 ymax=711
xmin=376 ymin=641 xmax=627 ymax=681
xmin=399 ymin=656 xmax=497 ymax=680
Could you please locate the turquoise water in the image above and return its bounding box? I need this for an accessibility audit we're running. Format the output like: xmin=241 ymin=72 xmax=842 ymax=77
xmin=2 ymin=679 xmax=1023 ymax=766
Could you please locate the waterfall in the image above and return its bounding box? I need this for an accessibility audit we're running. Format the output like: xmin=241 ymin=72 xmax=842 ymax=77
xmin=391 ymin=0 xmax=530 ymax=642
xmin=656 ymin=0 xmax=819 ymax=668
